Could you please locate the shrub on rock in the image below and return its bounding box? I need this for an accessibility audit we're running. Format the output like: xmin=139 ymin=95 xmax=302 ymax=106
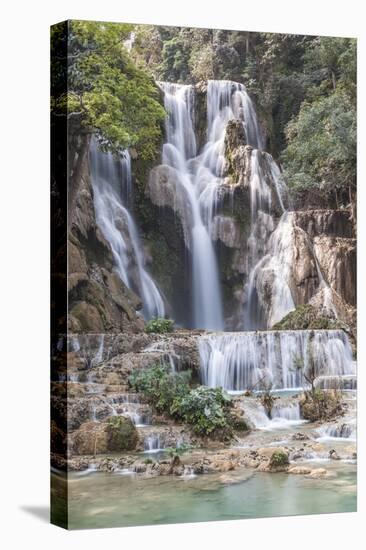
xmin=145 ymin=318 xmax=174 ymax=333
xmin=269 ymin=450 xmax=290 ymax=470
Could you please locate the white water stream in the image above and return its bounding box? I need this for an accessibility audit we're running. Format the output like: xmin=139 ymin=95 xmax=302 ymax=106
xmin=90 ymin=139 xmax=165 ymax=320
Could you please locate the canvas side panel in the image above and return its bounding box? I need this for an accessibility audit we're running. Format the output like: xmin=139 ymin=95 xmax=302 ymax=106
xmin=50 ymin=19 xmax=69 ymax=530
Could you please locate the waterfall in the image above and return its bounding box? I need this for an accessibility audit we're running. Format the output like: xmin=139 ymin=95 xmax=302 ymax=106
xmin=90 ymin=139 xmax=165 ymax=320
xmin=157 ymin=80 xmax=266 ymax=329
xmin=319 ymin=422 xmax=356 ymax=440
xmin=199 ymin=330 xmax=355 ymax=392
xmin=142 ymin=341 xmax=181 ymax=372
xmin=239 ymin=399 xmax=303 ymax=430
xmin=271 ymin=403 xmax=301 ymax=422
xmin=243 ymin=146 xmax=297 ymax=329
xmin=143 ymin=434 xmax=163 ymax=452
xmin=206 ymin=80 xmax=263 ymax=150
xmin=159 ymin=82 xmax=224 ymax=330
xmin=246 ymin=211 xmax=296 ymax=329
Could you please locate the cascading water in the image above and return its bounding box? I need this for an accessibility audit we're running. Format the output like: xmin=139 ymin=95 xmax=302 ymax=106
xmin=243 ymin=148 xmax=337 ymax=329
xmin=245 ymin=211 xmax=296 ymax=329
xmin=243 ymin=145 xmax=298 ymax=330
xmin=206 ymin=80 xmax=263 ymax=150
xmin=90 ymin=139 xmax=165 ymax=320
xmin=158 ymin=80 xmax=266 ymax=329
xmin=271 ymin=403 xmax=301 ymax=422
xmin=238 ymin=399 xmax=303 ymax=430
xmin=199 ymin=330 xmax=355 ymax=392
xmin=159 ymin=82 xmax=224 ymax=329
xmin=143 ymin=434 xmax=163 ymax=452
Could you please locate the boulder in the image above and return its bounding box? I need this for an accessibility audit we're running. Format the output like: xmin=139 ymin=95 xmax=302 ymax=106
xmin=69 ymin=416 xmax=138 ymax=456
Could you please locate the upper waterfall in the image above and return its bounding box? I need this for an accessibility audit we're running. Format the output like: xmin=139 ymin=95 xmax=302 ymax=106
xmin=206 ymin=80 xmax=263 ymax=150
xmin=157 ymin=79 xmax=269 ymax=329
xmin=159 ymin=81 xmax=224 ymax=330
xmin=89 ymin=139 xmax=165 ymax=320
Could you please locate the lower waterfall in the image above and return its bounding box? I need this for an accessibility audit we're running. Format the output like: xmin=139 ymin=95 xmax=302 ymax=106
xmin=199 ymin=330 xmax=355 ymax=391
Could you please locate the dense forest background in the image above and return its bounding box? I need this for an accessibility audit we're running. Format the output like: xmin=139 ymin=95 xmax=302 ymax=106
xmin=52 ymin=21 xmax=356 ymax=210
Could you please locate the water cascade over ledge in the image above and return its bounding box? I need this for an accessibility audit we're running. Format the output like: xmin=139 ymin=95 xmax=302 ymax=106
xmin=199 ymin=330 xmax=355 ymax=391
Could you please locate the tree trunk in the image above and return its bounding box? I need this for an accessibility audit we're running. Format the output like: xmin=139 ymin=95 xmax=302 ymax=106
xmin=331 ymin=70 xmax=336 ymax=91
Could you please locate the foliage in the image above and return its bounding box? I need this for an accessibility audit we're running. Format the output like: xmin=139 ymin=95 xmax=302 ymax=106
xmin=129 ymin=363 xmax=233 ymax=437
xmin=52 ymin=22 xmax=357 ymax=208
xmin=144 ymin=317 xmax=174 ymax=334
xmin=174 ymin=386 xmax=232 ymax=436
xmin=165 ymin=443 xmax=194 ymax=458
xmin=282 ymin=37 xmax=356 ymax=207
xmin=270 ymin=450 xmax=289 ymax=468
xmin=132 ymin=27 xmax=356 ymax=208
xmin=260 ymin=390 xmax=275 ymax=419
xmin=129 ymin=363 xmax=190 ymax=414
xmin=291 ymin=342 xmax=318 ymax=397
xmin=292 ymin=343 xmax=343 ymax=421
xmin=51 ymin=20 xmax=165 ymax=159
xmin=283 ymin=89 xmax=356 ymax=204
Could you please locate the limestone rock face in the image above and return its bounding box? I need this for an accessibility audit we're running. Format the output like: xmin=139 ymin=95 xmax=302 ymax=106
xmin=67 ymin=132 xmax=143 ymax=333
xmin=313 ymin=236 xmax=356 ymax=306
xmin=271 ymin=209 xmax=356 ymax=334
xmin=293 ymin=209 xmax=354 ymax=239
xmin=147 ymin=164 xmax=193 ymax=247
xmin=290 ymin=225 xmax=320 ymax=304
xmin=212 ymin=216 xmax=241 ymax=248
xmin=224 ymin=121 xmax=251 ymax=185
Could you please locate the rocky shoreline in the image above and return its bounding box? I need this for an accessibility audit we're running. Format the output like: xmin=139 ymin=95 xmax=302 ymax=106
xmin=51 ymin=328 xmax=356 ymax=485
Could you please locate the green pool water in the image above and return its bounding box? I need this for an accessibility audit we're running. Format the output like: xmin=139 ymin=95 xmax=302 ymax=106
xmin=52 ymin=460 xmax=356 ymax=529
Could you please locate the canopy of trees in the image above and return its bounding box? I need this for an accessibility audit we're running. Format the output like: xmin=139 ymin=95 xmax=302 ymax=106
xmin=51 ymin=21 xmax=165 ymax=160
xmin=51 ymin=22 xmax=356 ymax=207
xmin=282 ymin=38 xmax=356 ymax=207
xmin=132 ymin=27 xmax=356 ymax=209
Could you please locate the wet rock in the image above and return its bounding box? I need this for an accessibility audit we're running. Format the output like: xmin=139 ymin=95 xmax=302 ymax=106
xmin=329 ymin=449 xmax=341 ymax=461
xmin=288 ymin=466 xmax=312 ymax=475
xmin=212 ymin=216 xmax=241 ymax=248
xmin=292 ymin=432 xmax=310 ymax=441
xmin=306 ymin=468 xmax=329 ymax=479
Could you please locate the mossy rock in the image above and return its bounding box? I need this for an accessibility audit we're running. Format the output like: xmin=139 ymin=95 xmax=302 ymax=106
xmin=231 ymin=417 xmax=250 ymax=432
xmin=106 ymin=416 xmax=139 ymax=452
xmin=300 ymin=390 xmax=343 ymax=422
xmin=269 ymin=450 xmax=289 ymax=470
xmin=272 ymin=304 xmax=345 ymax=331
